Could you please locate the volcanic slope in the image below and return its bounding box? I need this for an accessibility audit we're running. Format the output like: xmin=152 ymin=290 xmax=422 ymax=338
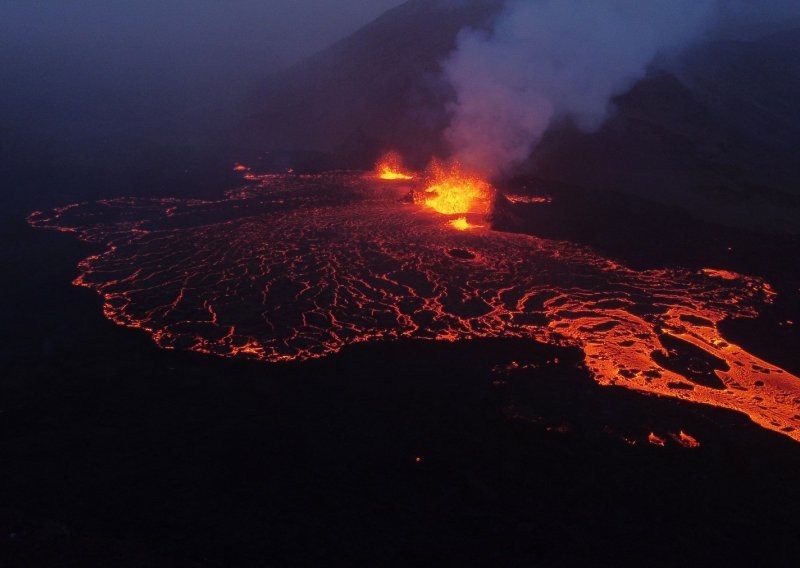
xmin=29 ymin=171 xmax=800 ymax=442
xmin=241 ymin=0 xmax=504 ymax=165
xmin=242 ymin=0 xmax=800 ymax=232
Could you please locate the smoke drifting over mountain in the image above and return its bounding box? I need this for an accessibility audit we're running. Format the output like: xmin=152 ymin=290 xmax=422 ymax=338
xmin=443 ymin=0 xmax=800 ymax=177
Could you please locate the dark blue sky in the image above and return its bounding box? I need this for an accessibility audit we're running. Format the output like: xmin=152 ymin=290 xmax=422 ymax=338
xmin=0 ymin=0 xmax=405 ymax=117
xmin=1 ymin=1 xmax=405 ymax=73
xmin=0 ymin=0 xmax=405 ymax=149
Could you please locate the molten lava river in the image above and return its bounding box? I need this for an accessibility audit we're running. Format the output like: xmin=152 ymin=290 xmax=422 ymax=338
xmin=28 ymin=171 xmax=800 ymax=442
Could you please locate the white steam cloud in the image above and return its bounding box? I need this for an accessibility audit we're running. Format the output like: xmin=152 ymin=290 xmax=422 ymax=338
xmin=442 ymin=0 xmax=799 ymax=177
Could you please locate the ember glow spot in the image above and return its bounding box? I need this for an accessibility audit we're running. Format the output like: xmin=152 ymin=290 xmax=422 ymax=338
xmin=27 ymin=171 xmax=800 ymax=443
xmin=673 ymin=431 xmax=701 ymax=448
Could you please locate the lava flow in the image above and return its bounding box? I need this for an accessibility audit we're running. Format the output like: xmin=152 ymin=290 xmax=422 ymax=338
xmin=28 ymin=169 xmax=800 ymax=442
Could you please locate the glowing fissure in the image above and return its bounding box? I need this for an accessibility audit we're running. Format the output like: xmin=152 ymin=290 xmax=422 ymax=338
xmin=28 ymin=170 xmax=800 ymax=442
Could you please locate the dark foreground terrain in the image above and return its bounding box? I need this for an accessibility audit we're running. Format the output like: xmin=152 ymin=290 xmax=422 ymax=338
xmin=2 ymin=161 xmax=800 ymax=567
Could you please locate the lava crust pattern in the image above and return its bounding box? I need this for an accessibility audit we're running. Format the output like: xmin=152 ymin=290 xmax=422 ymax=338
xmin=29 ymin=172 xmax=800 ymax=441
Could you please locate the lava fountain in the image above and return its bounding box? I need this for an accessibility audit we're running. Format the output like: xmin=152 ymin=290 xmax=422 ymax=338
xmin=375 ymin=151 xmax=414 ymax=180
xmin=418 ymin=159 xmax=494 ymax=215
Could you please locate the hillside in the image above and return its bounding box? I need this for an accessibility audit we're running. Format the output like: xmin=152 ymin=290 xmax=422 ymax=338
xmin=531 ymin=28 xmax=800 ymax=233
xmin=239 ymin=0 xmax=504 ymax=168
xmin=240 ymin=1 xmax=800 ymax=232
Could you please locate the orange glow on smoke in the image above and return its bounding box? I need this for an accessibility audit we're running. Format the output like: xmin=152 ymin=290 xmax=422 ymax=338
xmin=375 ymin=151 xmax=414 ymax=180
xmin=421 ymin=160 xmax=493 ymax=215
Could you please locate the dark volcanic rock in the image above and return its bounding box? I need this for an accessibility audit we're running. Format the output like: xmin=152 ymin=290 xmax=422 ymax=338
xmin=527 ymin=30 xmax=800 ymax=234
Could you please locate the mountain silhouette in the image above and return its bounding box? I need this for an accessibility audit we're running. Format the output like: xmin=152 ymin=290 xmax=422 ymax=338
xmin=242 ymin=0 xmax=800 ymax=232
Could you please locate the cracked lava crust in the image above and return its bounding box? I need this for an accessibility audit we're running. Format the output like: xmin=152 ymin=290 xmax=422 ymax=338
xmin=28 ymin=170 xmax=800 ymax=442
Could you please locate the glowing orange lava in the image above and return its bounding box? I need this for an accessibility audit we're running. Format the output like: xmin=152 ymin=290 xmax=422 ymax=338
xmin=449 ymin=217 xmax=483 ymax=231
xmin=27 ymin=170 xmax=800 ymax=444
xmin=506 ymin=194 xmax=552 ymax=205
xmin=421 ymin=160 xmax=493 ymax=215
xmin=375 ymin=151 xmax=414 ymax=180
xmin=673 ymin=431 xmax=700 ymax=448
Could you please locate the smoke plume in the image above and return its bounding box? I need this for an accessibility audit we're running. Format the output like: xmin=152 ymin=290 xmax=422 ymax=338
xmin=442 ymin=0 xmax=800 ymax=177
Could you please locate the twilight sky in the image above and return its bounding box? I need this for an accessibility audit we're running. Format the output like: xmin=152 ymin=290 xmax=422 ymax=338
xmin=0 ymin=0 xmax=405 ymax=124
xmin=1 ymin=1 xmax=405 ymax=74
xmin=0 ymin=0 xmax=405 ymax=154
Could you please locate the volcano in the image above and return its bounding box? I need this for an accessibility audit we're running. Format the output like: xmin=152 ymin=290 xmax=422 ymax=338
xmin=5 ymin=2 xmax=800 ymax=567
xmin=240 ymin=0 xmax=800 ymax=234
